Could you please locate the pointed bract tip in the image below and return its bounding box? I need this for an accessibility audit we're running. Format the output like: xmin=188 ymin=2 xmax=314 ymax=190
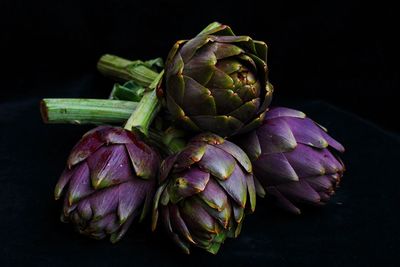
xmin=293 ymin=209 xmax=302 ymax=215
xmin=151 ymin=211 xmax=159 ymax=232
xmin=206 ymin=243 xmax=221 ymax=255
xmin=289 ymin=173 xmax=300 ymax=182
xmin=68 ymin=195 xmax=75 ymax=206
xmin=211 ymin=21 xmax=223 ymax=26
xmin=91 ymin=176 xmax=107 ymax=190
xmin=197 ymin=22 xmax=225 ymax=36
xmin=118 ymin=214 xmax=128 ymax=225
xmin=110 ymin=233 xmax=121 ymax=244
xmin=54 ymin=188 xmax=62 ymax=200
xmin=186 ymin=234 xmax=196 ymax=245
xmin=320 ymin=138 xmax=329 ymax=148
xmin=182 ymin=247 xmax=191 ymax=255
xmin=257 ymin=188 xmax=266 ymax=198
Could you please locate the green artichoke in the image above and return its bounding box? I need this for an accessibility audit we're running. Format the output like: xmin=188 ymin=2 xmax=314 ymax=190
xmin=152 ymin=133 xmax=264 ymax=254
xmin=164 ymin=22 xmax=273 ymax=137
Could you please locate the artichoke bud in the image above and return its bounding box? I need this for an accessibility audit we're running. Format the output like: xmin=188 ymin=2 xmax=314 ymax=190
xmin=55 ymin=126 xmax=159 ymax=242
xmin=236 ymin=107 xmax=346 ymax=214
xmin=152 ymin=133 xmax=264 ymax=254
xmin=164 ymin=22 xmax=273 ymax=137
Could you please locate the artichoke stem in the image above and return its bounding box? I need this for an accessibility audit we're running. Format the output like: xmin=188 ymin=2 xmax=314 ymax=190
xmin=40 ymin=97 xmax=185 ymax=155
xmin=123 ymin=71 xmax=164 ymax=135
xmin=40 ymin=98 xmax=137 ymax=125
xmin=97 ymin=54 xmax=159 ymax=86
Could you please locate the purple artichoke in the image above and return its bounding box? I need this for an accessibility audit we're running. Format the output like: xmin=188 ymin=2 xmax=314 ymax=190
xmin=55 ymin=126 xmax=159 ymax=242
xmin=236 ymin=107 xmax=345 ymax=214
xmin=152 ymin=133 xmax=263 ymax=254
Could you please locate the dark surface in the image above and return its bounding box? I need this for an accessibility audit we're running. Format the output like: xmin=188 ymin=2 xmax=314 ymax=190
xmin=1 ymin=91 xmax=399 ymax=266
xmin=1 ymin=0 xmax=399 ymax=266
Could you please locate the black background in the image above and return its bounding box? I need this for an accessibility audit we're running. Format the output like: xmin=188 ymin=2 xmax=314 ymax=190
xmin=1 ymin=0 xmax=398 ymax=131
xmin=1 ymin=0 xmax=399 ymax=266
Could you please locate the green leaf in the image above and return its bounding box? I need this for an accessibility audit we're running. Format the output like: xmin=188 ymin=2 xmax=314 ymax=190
xmin=109 ymin=81 xmax=145 ymax=101
xmin=144 ymin=58 xmax=164 ymax=70
xmin=127 ymin=58 xmax=164 ymax=73
xmin=198 ymin=22 xmax=223 ymax=35
xmin=197 ymin=22 xmax=235 ymax=37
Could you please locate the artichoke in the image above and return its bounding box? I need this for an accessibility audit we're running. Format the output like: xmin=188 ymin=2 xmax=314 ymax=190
xmin=55 ymin=126 xmax=159 ymax=242
xmin=164 ymin=22 xmax=273 ymax=137
xmin=152 ymin=133 xmax=263 ymax=254
xmin=236 ymin=107 xmax=345 ymax=214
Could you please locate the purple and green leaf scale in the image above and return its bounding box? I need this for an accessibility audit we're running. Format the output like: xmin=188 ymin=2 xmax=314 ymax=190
xmin=40 ymin=22 xmax=345 ymax=254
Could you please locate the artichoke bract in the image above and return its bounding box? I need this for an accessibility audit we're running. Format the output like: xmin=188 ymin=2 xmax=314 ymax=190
xmin=152 ymin=133 xmax=263 ymax=254
xmin=164 ymin=22 xmax=273 ymax=137
xmin=55 ymin=126 xmax=159 ymax=242
xmin=237 ymin=107 xmax=345 ymax=214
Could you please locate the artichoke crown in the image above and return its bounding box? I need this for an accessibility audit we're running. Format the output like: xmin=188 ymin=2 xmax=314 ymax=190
xmin=165 ymin=22 xmax=273 ymax=137
xmin=237 ymin=107 xmax=345 ymax=214
xmin=152 ymin=133 xmax=263 ymax=254
xmin=55 ymin=126 xmax=159 ymax=242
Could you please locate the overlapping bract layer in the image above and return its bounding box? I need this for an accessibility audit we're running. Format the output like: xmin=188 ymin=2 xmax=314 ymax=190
xmin=237 ymin=107 xmax=345 ymax=214
xmin=152 ymin=133 xmax=263 ymax=254
xmin=165 ymin=22 xmax=273 ymax=137
xmin=55 ymin=126 xmax=159 ymax=242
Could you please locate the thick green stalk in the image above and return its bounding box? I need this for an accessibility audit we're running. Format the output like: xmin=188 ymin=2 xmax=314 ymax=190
xmin=123 ymin=71 xmax=164 ymax=135
xmin=41 ymin=99 xmax=137 ymax=125
xmin=41 ymin=96 xmax=185 ymax=155
xmin=97 ymin=54 xmax=158 ymax=86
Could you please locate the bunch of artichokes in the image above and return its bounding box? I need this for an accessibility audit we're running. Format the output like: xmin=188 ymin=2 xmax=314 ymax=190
xmin=41 ymin=22 xmax=345 ymax=254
